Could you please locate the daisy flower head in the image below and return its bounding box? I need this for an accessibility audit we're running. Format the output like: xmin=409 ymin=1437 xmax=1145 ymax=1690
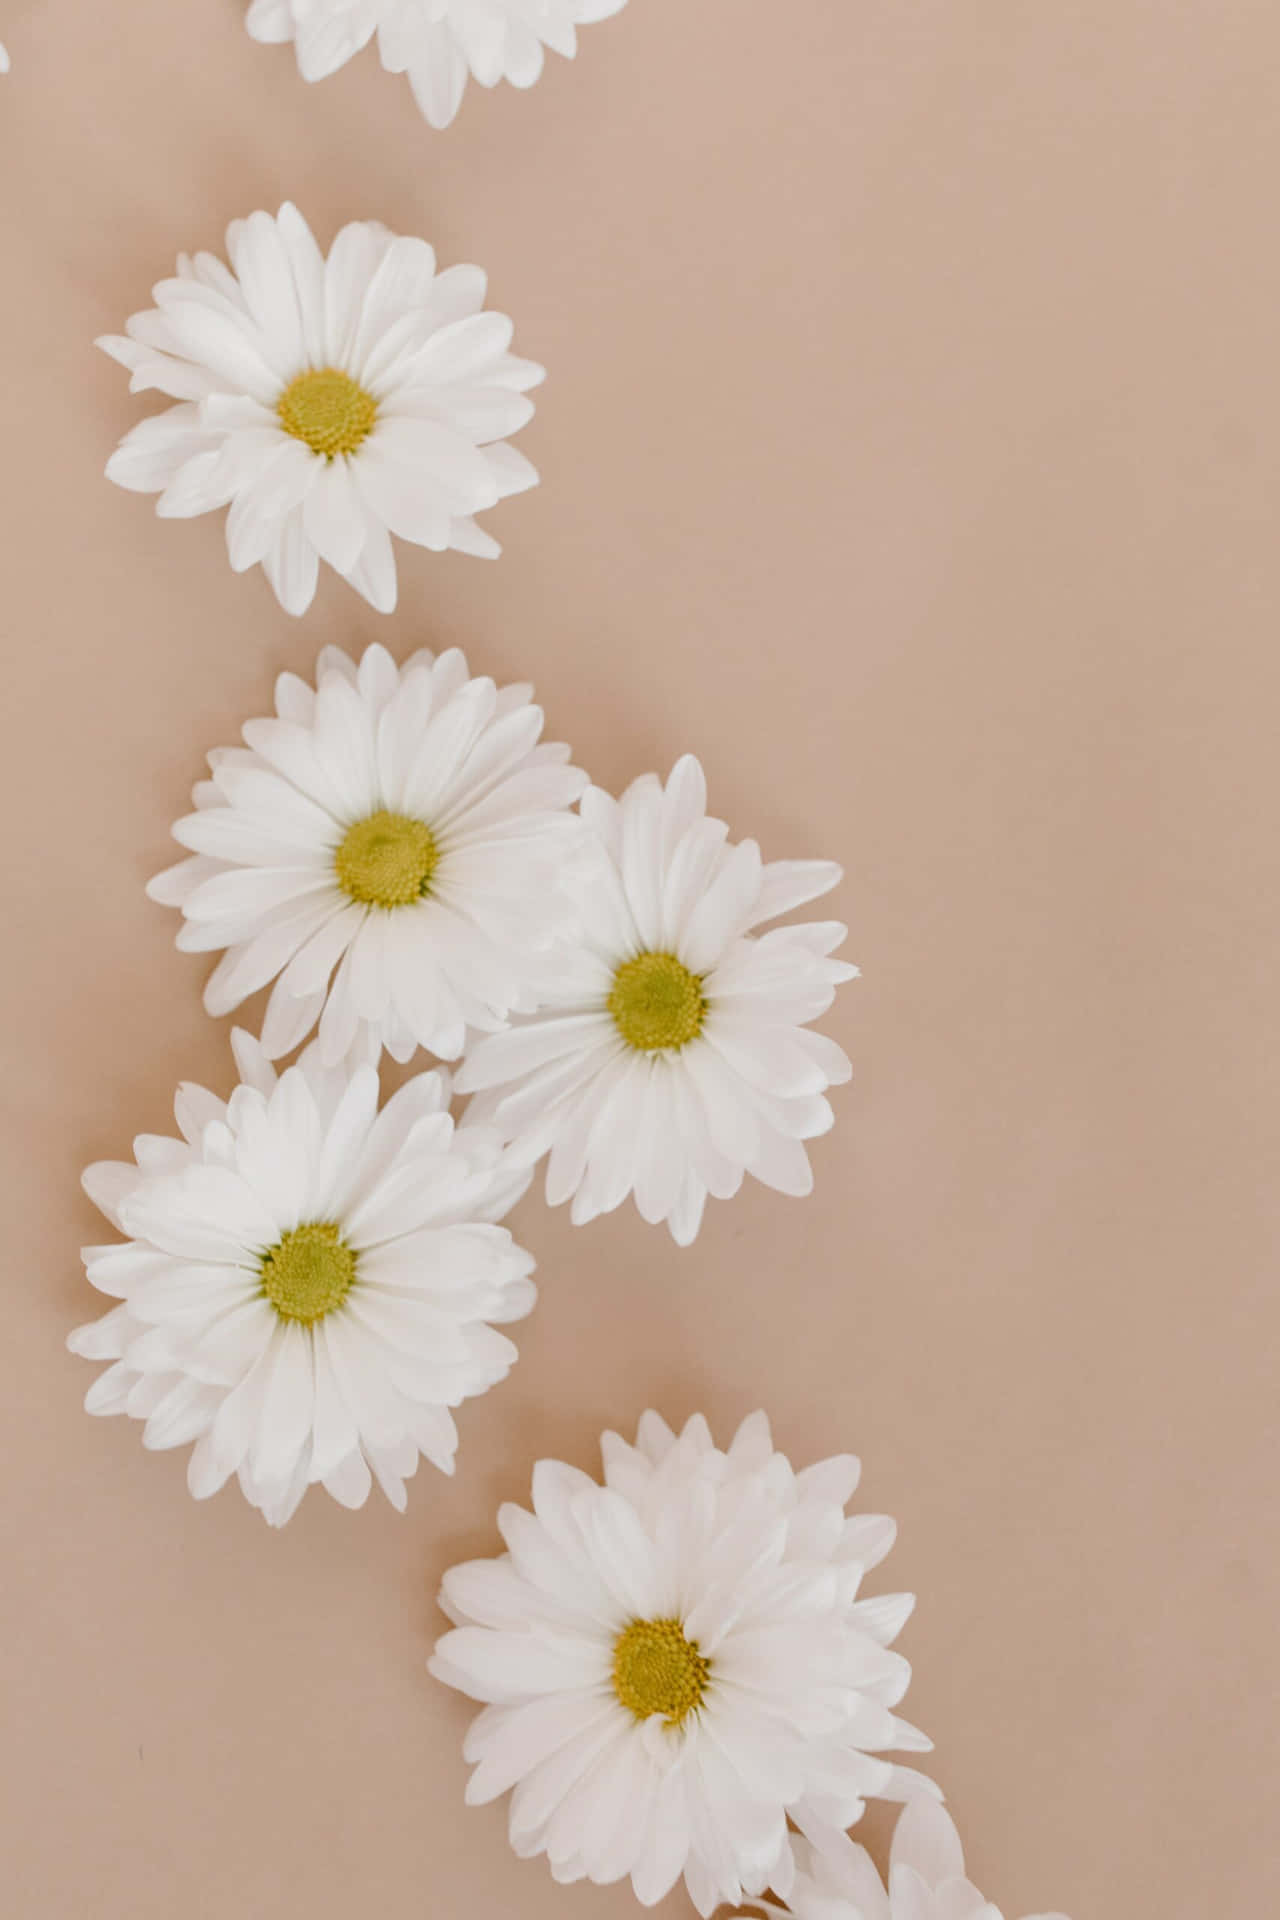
xmin=455 ymin=755 xmax=858 ymax=1244
xmin=0 ymin=43 xmax=9 ymax=72
xmin=751 ymin=1800 xmax=1069 ymax=1920
xmin=98 ymin=203 xmax=543 ymax=615
xmin=429 ymin=1410 xmax=934 ymax=1914
xmin=148 ymin=642 xmax=589 ymax=1068
xmin=246 ymin=0 xmax=628 ymax=131
xmin=68 ymin=1030 xmax=537 ymax=1528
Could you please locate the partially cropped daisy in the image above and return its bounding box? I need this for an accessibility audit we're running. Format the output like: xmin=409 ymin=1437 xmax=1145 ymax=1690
xmin=751 ymin=1801 xmax=1069 ymax=1920
xmin=246 ymin=0 xmax=628 ymax=130
xmin=98 ymin=203 xmax=542 ymax=614
xmin=430 ymin=1411 xmax=933 ymax=1914
xmin=456 ymin=756 xmax=857 ymax=1244
xmin=68 ymin=1030 xmax=536 ymax=1526
xmin=149 ymin=642 xmax=588 ymax=1066
xmin=0 ymin=43 xmax=9 ymax=72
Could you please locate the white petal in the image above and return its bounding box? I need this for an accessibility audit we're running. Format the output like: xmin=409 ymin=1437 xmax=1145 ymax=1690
xmin=750 ymin=859 xmax=843 ymax=926
xmin=430 ymin=1626 xmax=608 ymax=1705
xmin=322 ymin=1448 xmax=373 ymax=1510
xmin=890 ymin=1798 xmax=966 ymax=1888
xmin=302 ymin=455 xmax=366 ymax=575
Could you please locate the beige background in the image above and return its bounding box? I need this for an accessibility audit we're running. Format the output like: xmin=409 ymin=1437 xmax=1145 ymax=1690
xmin=1 ymin=2 xmax=1277 ymax=1914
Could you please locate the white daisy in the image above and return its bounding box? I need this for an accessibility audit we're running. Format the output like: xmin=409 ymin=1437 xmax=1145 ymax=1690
xmin=98 ymin=202 xmax=542 ymax=615
xmin=751 ymin=1800 xmax=1069 ymax=1920
xmin=148 ymin=641 xmax=588 ymax=1067
xmin=68 ymin=1030 xmax=537 ymax=1527
xmin=455 ymin=755 xmax=857 ymax=1244
xmin=0 ymin=43 xmax=9 ymax=72
xmin=429 ymin=1411 xmax=934 ymax=1915
xmin=246 ymin=0 xmax=628 ymax=131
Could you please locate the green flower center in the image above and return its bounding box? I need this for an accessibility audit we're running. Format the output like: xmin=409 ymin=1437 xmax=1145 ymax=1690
xmin=612 ymin=1618 xmax=710 ymax=1725
xmin=260 ymin=1223 xmax=355 ymax=1325
xmin=335 ymin=811 xmax=439 ymax=908
xmin=608 ymin=951 xmax=706 ymax=1052
xmin=277 ymin=367 xmax=377 ymax=458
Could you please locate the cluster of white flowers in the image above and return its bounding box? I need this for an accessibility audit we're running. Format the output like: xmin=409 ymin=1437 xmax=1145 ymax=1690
xmin=70 ymin=640 xmax=858 ymax=1520
xmin=68 ymin=622 xmax=1068 ymax=1901
xmin=73 ymin=37 xmax=1072 ymax=1920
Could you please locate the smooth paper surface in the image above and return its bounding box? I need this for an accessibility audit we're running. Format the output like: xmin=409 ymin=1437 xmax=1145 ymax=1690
xmin=1 ymin=3 xmax=1276 ymax=1915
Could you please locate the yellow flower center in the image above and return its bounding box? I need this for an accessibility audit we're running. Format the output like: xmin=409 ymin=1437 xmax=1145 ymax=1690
xmin=612 ymin=1618 xmax=710 ymax=1726
xmin=608 ymin=951 xmax=707 ymax=1052
xmin=277 ymin=367 xmax=377 ymax=459
xmin=334 ymin=811 xmax=439 ymax=908
xmin=260 ymin=1223 xmax=355 ymax=1325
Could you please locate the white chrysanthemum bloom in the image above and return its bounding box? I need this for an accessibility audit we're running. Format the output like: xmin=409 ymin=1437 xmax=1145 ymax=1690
xmin=148 ymin=642 xmax=588 ymax=1067
xmin=68 ymin=1030 xmax=536 ymax=1527
xmin=751 ymin=1801 xmax=1069 ymax=1920
xmin=0 ymin=42 xmax=9 ymax=72
xmin=246 ymin=0 xmax=627 ymax=131
xmin=97 ymin=203 xmax=542 ymax=615
xmin=429 ymin=1411 xmax=934 ymax=1914
xmin=455 ymin=755 xmax=857 ymax=1244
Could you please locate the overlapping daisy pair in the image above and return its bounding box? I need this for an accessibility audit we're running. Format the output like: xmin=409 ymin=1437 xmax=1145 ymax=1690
xmin=99 ymin=204 xmax=542 ymax=614
xmin=246 ymin=0 xmax=628 ymax=129
xmin=146 ymin=642 xmax=857 ymax=1244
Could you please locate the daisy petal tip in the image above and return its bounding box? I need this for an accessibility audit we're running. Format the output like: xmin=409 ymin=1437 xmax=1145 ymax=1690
xmin=80 ymin=1161 xmax=125 ymax=1215
xmin=201 ymin=980 xmax=239 ymax=1022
